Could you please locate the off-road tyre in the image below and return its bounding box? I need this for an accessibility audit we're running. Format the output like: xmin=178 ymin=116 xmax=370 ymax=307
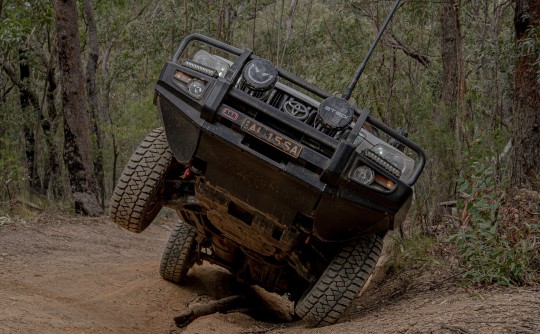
xmin=109 ymin=127 xmax=173 ymax=233
xmin=294 ymin=233 xmax=383 ymax=327
xmin=160 ymin=221 xmax=198 ymax=283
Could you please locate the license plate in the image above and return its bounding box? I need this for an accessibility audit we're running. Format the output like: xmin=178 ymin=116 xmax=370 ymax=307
xmin=242 ymin=119 xmax=303 ymax=158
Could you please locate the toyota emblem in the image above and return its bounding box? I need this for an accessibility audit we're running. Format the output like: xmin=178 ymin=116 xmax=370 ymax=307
xmin=283 ymin=100 xmax=309 ymax=121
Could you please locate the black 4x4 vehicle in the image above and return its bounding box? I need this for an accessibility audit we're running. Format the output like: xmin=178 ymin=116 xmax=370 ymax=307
xmin=110 ymin=1 xmax=424 ymax=326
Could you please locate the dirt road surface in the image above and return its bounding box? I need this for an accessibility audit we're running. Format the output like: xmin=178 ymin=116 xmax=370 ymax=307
xmin=1 ymin=213 xmax=539 ymax=333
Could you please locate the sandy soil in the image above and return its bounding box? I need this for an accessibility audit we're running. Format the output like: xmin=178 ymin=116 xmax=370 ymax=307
xmin=0 ymin=213 xmax=539 ymax=334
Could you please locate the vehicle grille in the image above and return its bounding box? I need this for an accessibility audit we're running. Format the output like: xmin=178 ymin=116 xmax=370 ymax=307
xmin=267 ymin=89 xmax=317 ymax=124
xmin=236 ymin=80 xmax=348 ymax=141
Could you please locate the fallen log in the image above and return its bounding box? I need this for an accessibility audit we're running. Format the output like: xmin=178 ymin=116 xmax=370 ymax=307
xmin=174 ymin=295 xmax=247 ymax=327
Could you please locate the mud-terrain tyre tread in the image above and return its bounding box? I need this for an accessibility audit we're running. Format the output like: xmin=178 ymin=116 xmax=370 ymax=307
xmin=109 ymin=127 xmax=173 ymax=233
xmin=295 ymin=234 xmax=383 ymax=327
xmin=160 ymin=221 xmax=197 ymax=283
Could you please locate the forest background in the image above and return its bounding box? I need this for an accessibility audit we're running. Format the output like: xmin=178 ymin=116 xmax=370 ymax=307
xmin=0 ymin=0 xmax=539 ymax=287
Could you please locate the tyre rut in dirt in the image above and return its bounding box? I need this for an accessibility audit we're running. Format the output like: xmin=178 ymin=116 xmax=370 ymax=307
xmin=109 ymin=127 xmax=173 ymax=233
xmin=294 ymin=233 xmax=383 ymax=326
xmin=160 ymin=221 xmax=198 ymax=283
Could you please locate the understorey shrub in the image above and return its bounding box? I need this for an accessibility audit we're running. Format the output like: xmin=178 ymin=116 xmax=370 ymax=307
xmin=450 ymin=159 xmax=540 ymax=286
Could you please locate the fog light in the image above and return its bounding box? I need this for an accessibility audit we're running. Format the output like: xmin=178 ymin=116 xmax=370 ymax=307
xmin=351 ymin=166 xmax=375 ymax=185
xmin=187 ymin=79 xmax=206 ymax=99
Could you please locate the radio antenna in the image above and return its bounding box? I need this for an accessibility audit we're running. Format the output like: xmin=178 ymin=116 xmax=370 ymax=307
xmin=342 ymin=0 xmax=402 ymax=100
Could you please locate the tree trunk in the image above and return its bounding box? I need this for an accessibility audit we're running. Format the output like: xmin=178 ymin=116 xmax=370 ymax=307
xmin=252 ymin=0 xmax=257 ymax=51
xmin=41 ymin=47 xmax=62 ymax=199
xmin=512 ymin=0 xmax=540 ymax=190
xmin=31 ymin=36 xmax=62 ymax=198
xmin=435 ymin=0 xmax=467 ymax=213
xmin=216 ymin=0 xmax=226 ymax=40
xmin=184 ymin=0 xmax=188 ymax=34
xmin=280 ymin=0 xmax=298 ymax=66
xmin=2 ymin=50 xmax=57 ymax=196
xmin=54 ymin=0 xmax=103 ymax=216
xmin=439 ymin=0 xmax=466 ymax=112
xmin=83 ymin=0 xmax=105 ymax=209
xmin=18 ymin=48 xmax=41 ymax=192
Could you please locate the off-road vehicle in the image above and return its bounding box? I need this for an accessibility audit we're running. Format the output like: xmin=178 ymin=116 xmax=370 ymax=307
xmin=110 ymin=0 xmax=424 ymax=326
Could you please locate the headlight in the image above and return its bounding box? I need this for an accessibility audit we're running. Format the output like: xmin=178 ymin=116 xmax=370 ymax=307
xmin=363 ymin=144 xmax=414 ymax=181
xmin=350 ymin=132 xmax=416 ymax=190
xmin=370 ymin=144 xmax=405 ymax=175
xmin=192 ymin=50 xmax=230 ymax=78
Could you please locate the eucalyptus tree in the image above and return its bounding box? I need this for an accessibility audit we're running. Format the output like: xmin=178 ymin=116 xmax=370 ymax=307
xmin=0 ymin=0 xmax=61 ymax=198
xmin=54 ymin=0 xmax=102 ymax=215
xmin=512 ymin=0 xmax=540 ymax=190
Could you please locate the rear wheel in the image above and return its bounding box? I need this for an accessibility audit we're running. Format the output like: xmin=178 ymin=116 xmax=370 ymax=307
xmin=109 ymin=127 xmax=173 ymax=233
xmin=160 ymin=221 xmax=198 ymax=284
xmin=294 ymin=233 xmax=383 ymax=326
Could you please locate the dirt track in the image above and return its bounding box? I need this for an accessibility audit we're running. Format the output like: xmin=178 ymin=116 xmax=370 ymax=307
xmin=1 ymin=213 xmax=539 ymax=334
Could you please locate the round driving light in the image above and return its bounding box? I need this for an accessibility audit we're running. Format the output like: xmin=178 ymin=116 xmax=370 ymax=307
xmin=316 ymin=96 xmax=354 ymax=130
xmin=187 ymin=79 xmax=206 ymax=99
xmin=351 ymin=166 xmax=375 ymax=185
xmin=242 ymin=59 xmax=278 ymax=92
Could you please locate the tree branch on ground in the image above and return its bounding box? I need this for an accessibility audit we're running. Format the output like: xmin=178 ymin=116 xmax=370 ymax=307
xmin=174 ymin=295 xmax=247 ymax=327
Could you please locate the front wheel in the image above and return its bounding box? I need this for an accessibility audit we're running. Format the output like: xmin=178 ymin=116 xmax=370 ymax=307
xmin=109 ymin=127 xmax=173 ymax=233
xmin=294 ymin=233 xmax=383 ymax=326
xmin=160 ymin=221 xmax=198 ymax=284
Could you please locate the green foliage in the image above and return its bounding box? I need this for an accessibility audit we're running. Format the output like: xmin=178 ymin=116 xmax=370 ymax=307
xmin=111 ymin=93 xmax=160 ymax=155
xmin=386 ymin=232 xmax=441 ymax=273
xmin=450 ymin=160 xmax=539 ymax=286
xmin=0 ymin=137 xmax=27 ymax=200
xmin=0 ymin=0 xmax=53 ymax=48
xmin=102 ymin=92 xmax=160 ymax=189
